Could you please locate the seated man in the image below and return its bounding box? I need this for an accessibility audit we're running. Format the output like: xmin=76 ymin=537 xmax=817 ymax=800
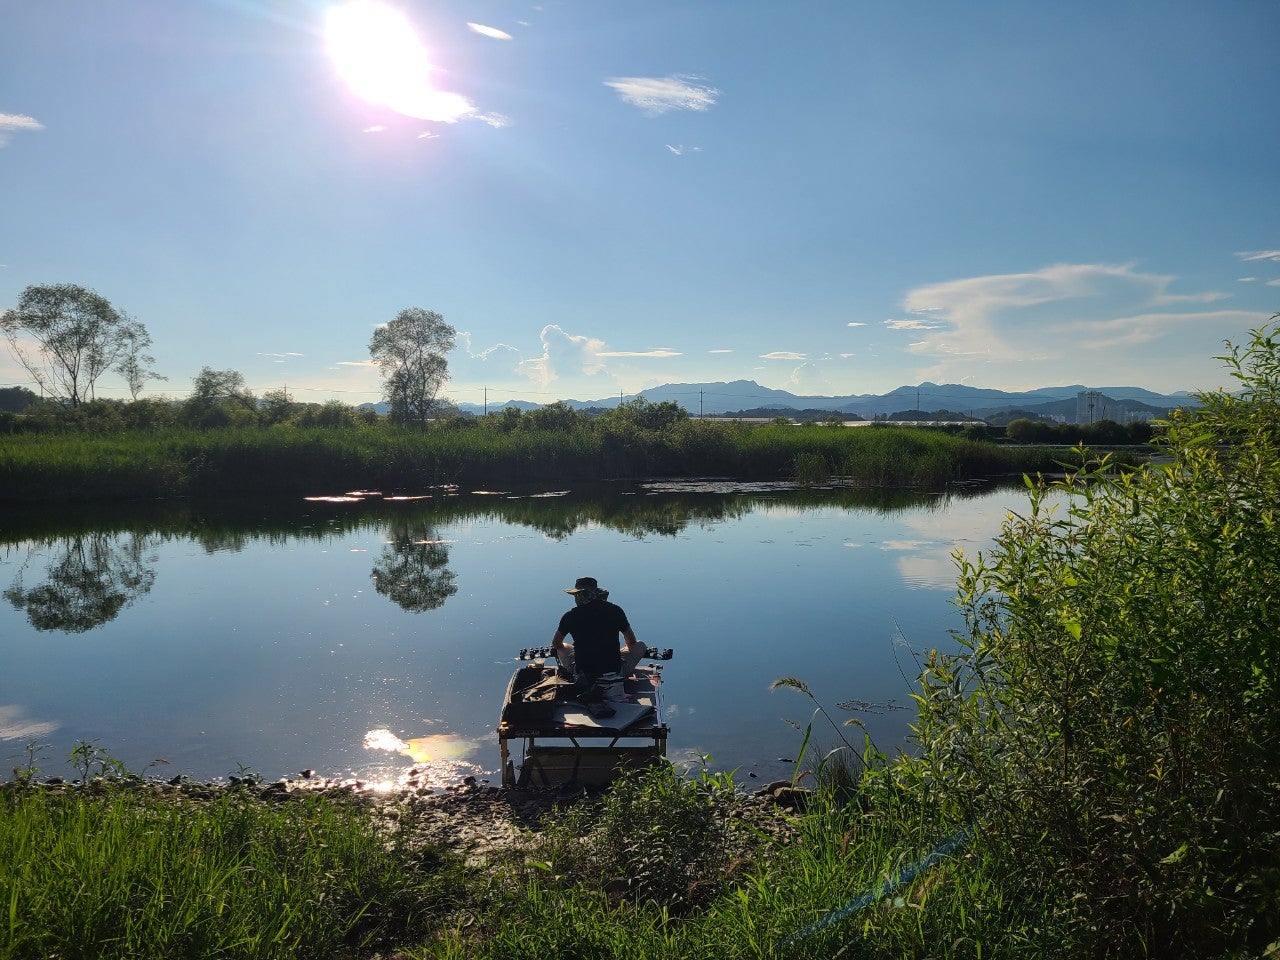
xmin=550 ymin=577 xmax=648 ymax=701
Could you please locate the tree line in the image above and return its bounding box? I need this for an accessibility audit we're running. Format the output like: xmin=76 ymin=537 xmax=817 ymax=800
xmin=1 ymin=283 xmax=458 ymax=429
xmin=1 ymin=281 xmax=1158 ymax=444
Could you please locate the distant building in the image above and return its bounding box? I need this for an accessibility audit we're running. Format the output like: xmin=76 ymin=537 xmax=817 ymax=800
xmin=1076 ymin=390 xmax=1105 ymax=425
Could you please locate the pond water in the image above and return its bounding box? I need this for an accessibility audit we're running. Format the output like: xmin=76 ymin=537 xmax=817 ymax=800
xmin=0 ymin=480 xmax=1032 ymax=789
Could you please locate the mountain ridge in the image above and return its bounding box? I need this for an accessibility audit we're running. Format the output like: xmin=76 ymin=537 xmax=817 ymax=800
xmin=446 ymin=379 xmax=1199 ymax=422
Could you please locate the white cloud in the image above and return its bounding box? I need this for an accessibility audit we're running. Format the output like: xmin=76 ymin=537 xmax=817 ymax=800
xmin=598 ymin=348 xmax=682 ymax=359
xmin=604 ymin=75 xmax=719 ymax=116
xmin=709 ymin=348 xmax=733 ymax=354
xmin=1269 ymin=279 xmax=1280 ymax=287
xmin=257 ymin=352 xmax=304 ymax=359
xmin=336 ymin=359 xmax=379 ymax=368
xmin=512 ymin=327 xmax=681 ymax=389
xmin=517 ymin=324 xmax=608 ymax=387
xmin=787 ymin=361 xmax=832 ymax=394
xmin=847 ymin=321 xmax=866 ymax=328
xmin=666 ymin=144 xmax=703 ymax=156
xmin=760 ymin=351 xmax=806 ymax=361
xmin=896 ymin=262 xmax=1268 ymax=390
xmin=884 ymin=319 xmax=942 ymax=331
xmin=0 ymin=112 xmax=43 ymax=147
xmin=363 ymin=125 xmax=386 ymax=133
xmin=1236 ymin=250 xmax=1280 ymax=263
xmin=1238 ymin=277 xmax=1257 ymax=282
xmin=467 ymin=22 xmax=512 ymax=40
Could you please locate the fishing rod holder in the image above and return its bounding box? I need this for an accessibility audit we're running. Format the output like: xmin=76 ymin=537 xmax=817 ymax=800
xmin=517 ymin=645 xmax=673 ymax=661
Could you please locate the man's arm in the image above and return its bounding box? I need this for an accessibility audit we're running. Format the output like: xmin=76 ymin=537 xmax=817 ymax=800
xmin=551 ymin=628 xmax=567 ymax=652
xmin=621 ymin=626 xmax=638 ymax=652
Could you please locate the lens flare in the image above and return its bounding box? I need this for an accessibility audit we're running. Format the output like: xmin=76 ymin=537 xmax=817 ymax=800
xmin=324 ymin=1 xmax=473 ymax=122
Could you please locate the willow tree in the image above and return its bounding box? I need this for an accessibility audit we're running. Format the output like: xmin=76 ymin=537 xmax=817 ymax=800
xmin=369 ymin=307 xmax=456 ymax=425
xmin=908 ymin=321 xmax=1280 ymax=956
xmin=1 ymin=283 xmax=157 ymax=406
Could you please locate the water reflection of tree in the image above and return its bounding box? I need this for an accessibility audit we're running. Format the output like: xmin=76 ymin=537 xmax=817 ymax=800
xmin=371 ymin=522 xmax=458 ymax=612
xmin=4 ymin=533 xmax=158 ymax=632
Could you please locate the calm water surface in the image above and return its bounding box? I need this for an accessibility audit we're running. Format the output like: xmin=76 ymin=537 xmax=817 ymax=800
xmin=0 ymin=481 xmax=1032 ymax=788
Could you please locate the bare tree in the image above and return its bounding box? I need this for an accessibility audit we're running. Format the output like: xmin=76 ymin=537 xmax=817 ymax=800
xmin=369 ymin=308 xmax=456 ymax=425
xmin=1 ymin=283 xmax=157 ymax=406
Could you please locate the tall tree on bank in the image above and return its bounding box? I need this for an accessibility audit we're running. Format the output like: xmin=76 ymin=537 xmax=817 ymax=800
xmin=369 ymin=308 xmax=456 ymax=425
xmin=1 ymin=283 xmax=158 ymax=406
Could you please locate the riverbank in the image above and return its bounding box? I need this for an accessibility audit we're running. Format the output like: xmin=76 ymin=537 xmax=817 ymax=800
xmin=2 ymin=765 xmax=810 ymax=959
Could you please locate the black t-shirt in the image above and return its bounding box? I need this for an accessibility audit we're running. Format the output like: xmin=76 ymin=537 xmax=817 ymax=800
xmin=558 ymin=599 xmax=631 ymax=676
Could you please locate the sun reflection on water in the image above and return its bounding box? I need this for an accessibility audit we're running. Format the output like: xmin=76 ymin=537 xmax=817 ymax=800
xmin=362 ymin=728 xmax=484 ymax=790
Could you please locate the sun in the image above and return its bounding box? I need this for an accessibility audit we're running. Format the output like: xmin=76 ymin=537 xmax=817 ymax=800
xmin=324 ymin=0 xmax=472 ymax=123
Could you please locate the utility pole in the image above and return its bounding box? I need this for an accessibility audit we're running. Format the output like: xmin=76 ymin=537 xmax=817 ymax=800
xmin=700 ymin=389 xmax=704 ymax=419
xmin=484 ymin=386 xmax=488 ymax=417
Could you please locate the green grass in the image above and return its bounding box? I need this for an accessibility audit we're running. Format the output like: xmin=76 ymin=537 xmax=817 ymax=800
xmin=412 ymin=762 xmax=1044 ymax=960
xmin=0 ymin=422 xmax=1070 ymax=503
xmin=1 ymin=782 xmax=462 ymax=960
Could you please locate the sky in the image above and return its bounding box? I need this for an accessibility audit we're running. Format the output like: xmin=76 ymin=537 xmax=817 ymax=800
xmin=3 ymin=1 xmax=1279 ymax=410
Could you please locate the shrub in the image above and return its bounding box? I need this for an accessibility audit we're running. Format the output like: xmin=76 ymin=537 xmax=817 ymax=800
xmin=528 ymin=761 xmax=739 ymax=913
xmin=908 ymin=322 xmax=1280 ymax=957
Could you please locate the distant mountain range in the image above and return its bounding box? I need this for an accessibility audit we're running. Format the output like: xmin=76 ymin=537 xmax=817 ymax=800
xmin=440 ymin=379 xmax=1199 ymax=424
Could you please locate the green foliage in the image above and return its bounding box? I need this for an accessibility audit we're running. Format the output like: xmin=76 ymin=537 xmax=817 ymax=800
xmin=906 ymin=322 xmax=1280 ymax=957
xmin=524 ymin=761 xmax=741 ymax=912
xmin=0 ymin=385 xmax=39 ymax=413
xmin=520 ymin=400 xmax=583 ymax=431
xmin=1006 ymin=416 xmax=1158 ymax=445
xmin=0 ymin=785 xmax=457 ymax=960
xmin=369 ymin=307 xmax=455 ymax=424
xmin=1 ymin=283 xmax=156 ymax=407
xmin=182 ymin=366 xmax=257 ymax=428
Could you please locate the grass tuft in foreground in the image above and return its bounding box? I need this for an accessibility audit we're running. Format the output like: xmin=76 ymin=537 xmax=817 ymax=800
xmin=1 ymin=781 xmax=464 ymax=960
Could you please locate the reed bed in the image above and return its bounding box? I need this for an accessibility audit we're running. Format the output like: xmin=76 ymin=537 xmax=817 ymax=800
xmin=0 ymin=423 xmax=1065 ymax=503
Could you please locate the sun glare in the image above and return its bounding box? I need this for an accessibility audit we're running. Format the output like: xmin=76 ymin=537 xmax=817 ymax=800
xmin=324 ymin=0 xmax=473 ymax=123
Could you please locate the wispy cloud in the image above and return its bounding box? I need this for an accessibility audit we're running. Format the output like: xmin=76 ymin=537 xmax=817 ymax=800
xmin=788 ymin=360 xmax=831 ymax=394
xmin=336 ymin=359 xmax=379 ymax=368
xmin=709 ymin=348 xmax=733 ymax=354
xmin=257 ymin=352 xmax=304 ymax=360
xmin=847 ymin=321 xmax=867 ymax=328
xmin=1236 ymin=250 xmax=1280 ymax=263
xmin=598 ymin=348 xmax=682 ymax=359
xmin=604 ymin=75 xmax=719 ymax=116
xmin=467 ymin=22 xmax=512 ymax=40
xmin=666 ymin=144 xmax=702 ymax=156
xmin=0 ymin=112 xmax=43 ymax=147
xmin=884 ymin=319 xmax=942 ymax=331
xmin=760 ymin=351 xmax=806 ymax=361
xmin=896 ymin=262 xmax=1266 ymax=390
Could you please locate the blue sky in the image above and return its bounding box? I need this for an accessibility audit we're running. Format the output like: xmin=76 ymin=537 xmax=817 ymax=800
xmin=3 ymin=1 xmax=1278 ymax=409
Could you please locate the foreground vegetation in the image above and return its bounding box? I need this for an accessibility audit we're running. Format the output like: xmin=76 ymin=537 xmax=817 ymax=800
xmin=0 ymin=407 xmax=1064 ymax=503
xmin=4 ymin=323 xmax=1277 ymax=958
xmin=2 ymin=780 xmax=458 ymax=959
